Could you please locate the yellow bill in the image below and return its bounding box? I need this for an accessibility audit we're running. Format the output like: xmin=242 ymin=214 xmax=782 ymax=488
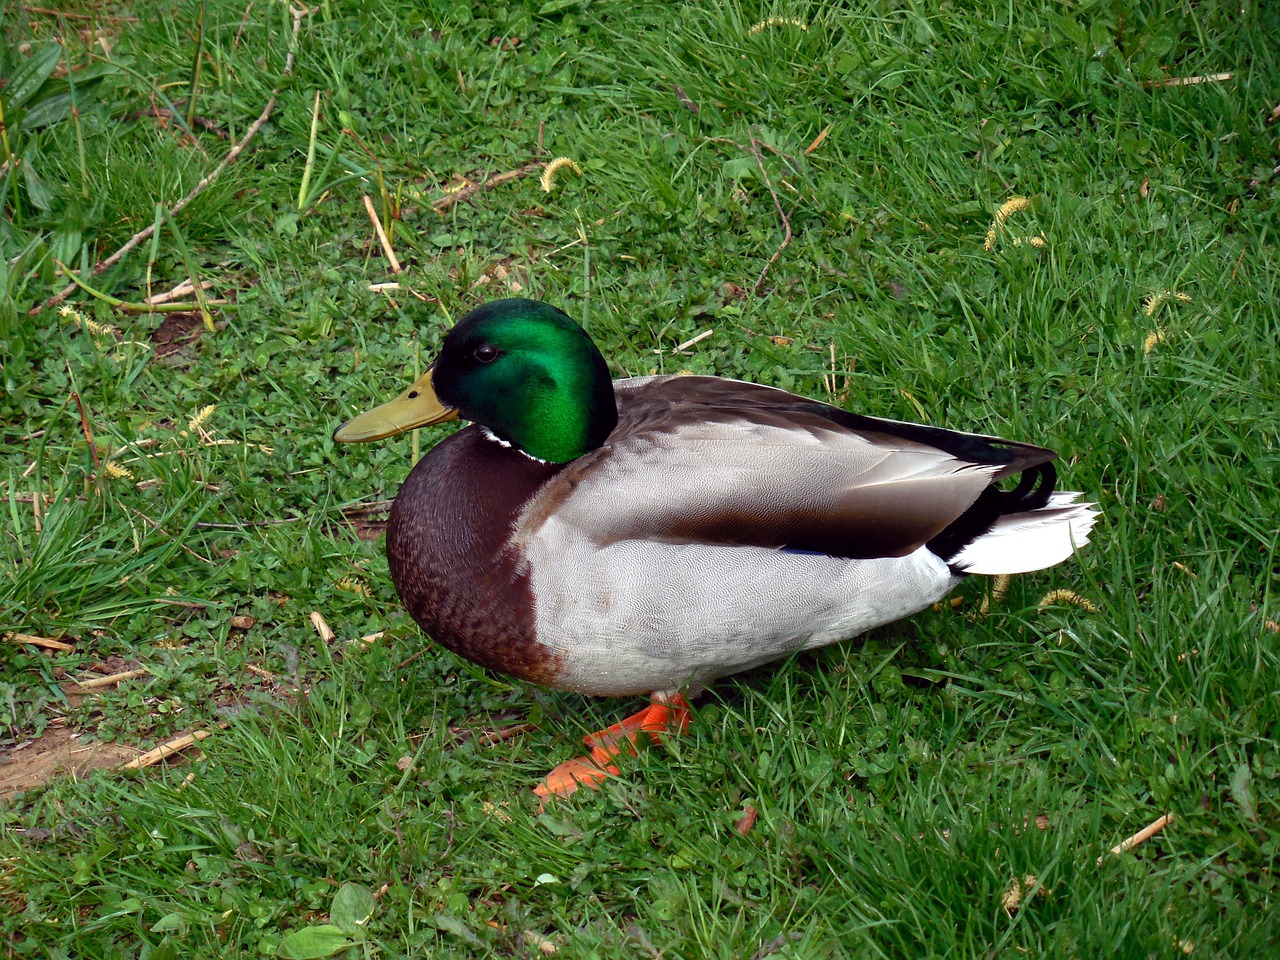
xmin=333 ymin=368 xmax=459 ymax=442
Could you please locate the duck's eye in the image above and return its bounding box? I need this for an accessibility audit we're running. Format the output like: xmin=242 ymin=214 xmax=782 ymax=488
xmin=473 ymin=344 xmax=499 ymax=364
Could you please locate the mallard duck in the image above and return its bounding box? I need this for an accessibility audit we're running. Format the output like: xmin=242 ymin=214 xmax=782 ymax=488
xmin=335 ymin=298 xmax=1098 ymax=799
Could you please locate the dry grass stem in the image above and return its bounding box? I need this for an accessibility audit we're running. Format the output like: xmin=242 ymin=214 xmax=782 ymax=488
xmin=1145 ymin=72 xmax=1232 ymax=87
xmin=804 ymin=124 xmax=831 ymax=155
xmin=71 ymin=668 xmax=149 ymax=690
xmin=145 ymin=279 xmax=214 ymax=305
xmin=478 ymin=723 xmax=537 ymax=747
xmin=1098 ymin=812 xmax=1174 ymax=866
xmin=122 ymin=728 xmax=219 ymax=770
xmin=71 ymin=391 xmax=101 ymax=469
xmin=362 ymin=195 xmax=403 ymax=273
xmin=310 ymin=611 xmax=336 ymax=643
xmin=674 ymin=329 xmax=714 ymax=353
xmin=5 ymin=632 xmax=74 ymax=652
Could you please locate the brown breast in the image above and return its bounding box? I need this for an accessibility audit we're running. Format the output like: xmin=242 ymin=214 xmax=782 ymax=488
xmin=386 ymin=426 xmax=566 ymax=684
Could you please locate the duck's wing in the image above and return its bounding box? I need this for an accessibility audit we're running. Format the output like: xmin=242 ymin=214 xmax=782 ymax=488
xmin=521 ymin=376 xmax=1057 ymax=561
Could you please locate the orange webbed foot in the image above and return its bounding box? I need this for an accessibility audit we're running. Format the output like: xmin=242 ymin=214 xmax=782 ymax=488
xmin=534 ymin=693 xmax=691 ymax=805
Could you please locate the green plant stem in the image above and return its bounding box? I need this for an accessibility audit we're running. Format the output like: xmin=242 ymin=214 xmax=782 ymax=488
xmin=52 ymin=261 xmax=233 ymax=314
xmin=186 ymin=2 xmax=207 ymax=132
xmin=297 ymin=89 xmax=322 ymax=209
xmin=63 ymin=41 xmax=88 ymax=193
xmin=0 ymin=96 xmax=19 ymax=219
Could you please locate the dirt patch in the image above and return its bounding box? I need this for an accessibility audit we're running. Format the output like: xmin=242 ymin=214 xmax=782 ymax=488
xmin=0 ymin=724 xmax=137 ymax=804
xmin=150 ymin=312 xmax=207 ymax=358
xmin=339 ymin=499 xmax=392 ymax=541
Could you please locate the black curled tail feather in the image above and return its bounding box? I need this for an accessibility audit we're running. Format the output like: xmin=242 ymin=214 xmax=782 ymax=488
xmin=998 ymin=461 xmax=1055 ymax=513
xmin=928 ymin=461 xmax=1058 ymax=565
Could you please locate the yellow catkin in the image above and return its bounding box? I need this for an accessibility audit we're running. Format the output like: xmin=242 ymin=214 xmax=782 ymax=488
xmin=103 ymin=461 xmax=134 ymax=480
xmin=1143 ymin=330 xmax=1165 ymax=354
xmin=1143 ymin=290 xmax=1192 ymax=317
xmin=995 ymin=197 xmax=1031 ymax=223
xmin=979 ymin=573 xmax=1013 ymax=616
xmin=60 ymin=304 xmax=119 ymax=339
xmin=482 ymin=801 xmax=514 ymax=824
xmin=748 ymin=17 xmax=808 ymax=34
xmin=336 ymin=577 xmax=370 ymax=597
xmin=1037 ymin=589 xmax=1098 ymax=613
xmin=984 ymin=197 xmax=1032 ymax=251
xmin=188 ymin=405 xmax=217 ymax=432
xmin=539 ymin=157 xmax=583 ymax=193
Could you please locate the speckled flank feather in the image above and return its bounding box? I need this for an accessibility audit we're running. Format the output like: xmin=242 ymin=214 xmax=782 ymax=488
xmin=523 ymin=525 xmax=961 ymax=696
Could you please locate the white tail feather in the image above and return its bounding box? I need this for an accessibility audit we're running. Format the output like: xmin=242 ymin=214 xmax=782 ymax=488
xmin=949 ymin=492 xmax=1100 ymax=575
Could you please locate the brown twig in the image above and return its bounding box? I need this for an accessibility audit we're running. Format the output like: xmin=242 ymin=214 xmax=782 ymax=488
xmin=341 ymin=499 xmax=395 ymax=518
xmin=145 ymin=279 xmax=215 ymax=305
xmin=748 ymin=139 xmax=795 ymax=295
xmin=477 ymin=722 xmax=537 ymax=747
xmin=32 ymin=5 xmax=307 ymax=315
xmin=70 ymin=391 xmax=101 ymax=468
xmin=710 ymin=135 xmax=795 ymax=295
xmin=193 ymin=518 xmax=300 ymax=529
xmin=396 ymin=648 xmax=427 ymax=670
xmin=431 ymin=162 xmax=541 ymax=214
xmin=130 ymin=106 xmax=229 ymax=139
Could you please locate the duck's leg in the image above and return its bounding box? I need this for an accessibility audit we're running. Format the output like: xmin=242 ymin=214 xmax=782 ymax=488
xmin=534 ymin=692 xmax=691 ymax=802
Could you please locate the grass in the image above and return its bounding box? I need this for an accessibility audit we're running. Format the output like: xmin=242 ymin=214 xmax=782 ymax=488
xmin=2 ymin=0 xmax=1278 ymax=956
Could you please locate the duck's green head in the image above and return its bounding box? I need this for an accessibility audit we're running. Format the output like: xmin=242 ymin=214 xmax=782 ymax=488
xmin=334 ymin=299 xmax=617 ymax=463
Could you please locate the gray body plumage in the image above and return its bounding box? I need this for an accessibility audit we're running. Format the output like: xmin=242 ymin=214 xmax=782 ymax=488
xmin=508 ymin=376 xmax=1098 ymax=696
